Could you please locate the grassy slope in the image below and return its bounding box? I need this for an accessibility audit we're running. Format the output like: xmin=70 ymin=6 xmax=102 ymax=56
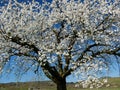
xmin=0 ymin=77 xmax=120 ymax=90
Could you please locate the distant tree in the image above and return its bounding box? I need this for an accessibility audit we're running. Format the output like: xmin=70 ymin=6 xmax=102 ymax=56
xmin=0 ymin=0 xmax=120 ymax=90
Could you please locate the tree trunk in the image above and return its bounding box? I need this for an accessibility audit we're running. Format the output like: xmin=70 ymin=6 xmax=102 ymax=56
xmin=56 ymin=78 xmax=67 ymax=90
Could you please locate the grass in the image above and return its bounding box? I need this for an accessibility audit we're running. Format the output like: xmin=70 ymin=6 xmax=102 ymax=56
xmin=0 ymin=77 xmax=120 ymax=90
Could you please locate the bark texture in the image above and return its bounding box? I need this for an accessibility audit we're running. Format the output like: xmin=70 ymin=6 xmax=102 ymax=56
xmin=56 ymin=78 xmax=67 ymax=90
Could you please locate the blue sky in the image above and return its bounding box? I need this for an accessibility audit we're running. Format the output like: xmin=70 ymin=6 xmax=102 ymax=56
xmin=0 ymin=59 xmax=120 ymax=83
xmin=0 ymin=0 xmax=120 ymax=83
xmin=0 ymin=66 xmax=120 ymax=83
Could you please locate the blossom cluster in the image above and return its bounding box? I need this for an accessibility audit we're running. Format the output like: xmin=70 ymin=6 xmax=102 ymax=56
xmin=73 ymin=59 xmax=109 ymax=88
xmin=76 ymin=76 xmax=110 ymax=88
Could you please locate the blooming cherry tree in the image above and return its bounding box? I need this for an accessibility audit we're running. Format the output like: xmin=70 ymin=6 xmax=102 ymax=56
xmin=0 ymin=0 xmax=120 ymax=90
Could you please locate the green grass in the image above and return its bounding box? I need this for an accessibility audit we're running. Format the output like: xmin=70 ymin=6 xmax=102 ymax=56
xmin=0 ymin=87 xmax=120 ymax=90
xmin=0 ymin=77 xmax=120 ymax=90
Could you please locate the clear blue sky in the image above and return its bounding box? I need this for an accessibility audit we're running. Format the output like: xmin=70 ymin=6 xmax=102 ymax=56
xmin=0 ymin=0 xmax=120 ymax=83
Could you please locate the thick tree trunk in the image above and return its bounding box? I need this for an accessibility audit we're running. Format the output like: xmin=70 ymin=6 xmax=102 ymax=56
xmin=56 ymin=78 xmax=67 ymax=90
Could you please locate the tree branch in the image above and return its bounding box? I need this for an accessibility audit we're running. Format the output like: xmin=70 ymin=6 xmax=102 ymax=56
xmin=11 ymin=36 xmax=39 ymax=53
xmin=42 ymin=62 xmax=62 ymax=80
xmin=76 ymin=43 xmax=110 ymax=62
xmin=10 ymin=35 xmax=63 ymax=81
xmin=92 ymin=47 xmax=120 ymax=57
xmin=64 ymin=30 xmax=78 ymax=72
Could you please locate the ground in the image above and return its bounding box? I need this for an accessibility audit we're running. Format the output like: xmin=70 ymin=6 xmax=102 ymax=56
xmin=0 ymin=77 xmax=120 ymax=90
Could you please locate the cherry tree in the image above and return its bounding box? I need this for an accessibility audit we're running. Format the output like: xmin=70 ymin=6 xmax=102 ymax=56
xmin=0 ymin=0 xmax=120 ymax=90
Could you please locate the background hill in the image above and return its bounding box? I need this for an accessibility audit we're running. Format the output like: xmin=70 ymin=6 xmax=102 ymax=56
xmin=0 ymin=77 xmax=120 ymax=90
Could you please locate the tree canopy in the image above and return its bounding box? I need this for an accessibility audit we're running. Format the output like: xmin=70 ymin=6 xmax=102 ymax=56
xmin=0 ymin=0 xmax=120 ymax=90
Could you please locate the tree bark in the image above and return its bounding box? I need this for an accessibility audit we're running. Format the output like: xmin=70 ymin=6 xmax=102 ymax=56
xmin=56 ymin=78 xmax=67 ymax=90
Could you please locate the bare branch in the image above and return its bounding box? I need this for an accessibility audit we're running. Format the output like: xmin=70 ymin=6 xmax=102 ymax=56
xmin=92 ymin=47 xmax=120 ymax=57
xmin=76 ymin=43 xmax=110 ymax=62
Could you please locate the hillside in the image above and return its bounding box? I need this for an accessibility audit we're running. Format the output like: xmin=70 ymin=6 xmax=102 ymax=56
xmin=0 ymin=77 xmax=120 ymax=90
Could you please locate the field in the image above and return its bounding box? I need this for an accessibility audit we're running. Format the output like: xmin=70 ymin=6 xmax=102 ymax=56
xmin=0 ymin=77 xmax=120 ymax=90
